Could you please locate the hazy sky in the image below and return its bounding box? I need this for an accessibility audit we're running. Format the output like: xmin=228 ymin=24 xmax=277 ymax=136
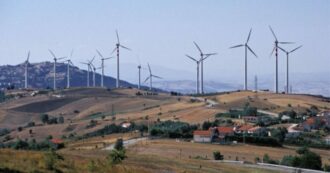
xmin=0 ymin=0 xmax=329 ymax=82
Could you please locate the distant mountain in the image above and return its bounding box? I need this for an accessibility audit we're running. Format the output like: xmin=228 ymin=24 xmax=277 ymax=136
xmin=153 ymin=80 xmax=241 ymax=94
xmin=0 ymin=62 xmax=137 ymax=89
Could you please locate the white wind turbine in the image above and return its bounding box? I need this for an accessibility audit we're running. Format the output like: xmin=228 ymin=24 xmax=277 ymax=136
xmin=278 ymin=45 xmax=302 ymax=94
xmin=144 ymin=63 xmax=162 ymax=91
xmin=48 ymin=49 xmax=66 ymax=90
xmin=230 ymin=28 xmax=258 ymax=91
xmin=112 ymin=30 xmax=131 ymax=88
xmin=62 ymin=50 xmax=74 ymax=89
xmin=89 ymin=62 xmax=101 ymax=87
xmin=24 ymin=51 xmax=30 ymax=89
xmin=193 ymin=42 xmax=217 ymax=94
xmin=186 ymin=54 xmax=211 ymax=94
xmin=96 ymin=49 xmax=113 ymax=88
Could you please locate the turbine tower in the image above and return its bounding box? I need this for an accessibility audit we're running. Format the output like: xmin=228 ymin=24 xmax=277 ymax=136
xmin=48 ymin=49 xmax=66 ymax=90
xmin=278 ymin=45 xmax=302 ymax=94
xmin=65 ymin=60 xmax=74 ymax=89
xmin=80 ymin=61 xmax=91 ymax=87
xmin=186 ymin=54 xmax=201 ymax=94
xmin=269 ymin=26 xmax=293 ymax=93
xmin=230 ymin=28 xmax=258 ymax=90
xmin=88 ymin=57 xmax=96 ymax=87
xmin=112 ymin=30 xmax=131 ymax=88
xmin=137 ymin=64 xmax=141 ymax=89
xmin=64 ymin=50 xmax=74 ymax=89
xmin=96 ymin=49 xmax=113 ymax=88
xmin=193 ymin=42 xmax=217 ymax=94
xmin=144 ymin=63 xmax=162 ymax=91
xmin=24 ymin=51 xmax=30 ymax=89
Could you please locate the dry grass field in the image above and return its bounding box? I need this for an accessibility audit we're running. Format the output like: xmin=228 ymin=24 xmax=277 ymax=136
xmin=131 ymin=139 xmax=330 ymax=166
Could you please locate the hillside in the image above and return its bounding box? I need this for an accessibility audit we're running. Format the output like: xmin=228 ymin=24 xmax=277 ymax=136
xmin=0 ymin=62 xmax=137 ymax=89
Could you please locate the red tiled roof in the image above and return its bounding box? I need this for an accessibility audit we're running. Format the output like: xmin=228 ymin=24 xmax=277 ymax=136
xmin=217 ymin=127 xmax=234 ymax=134
xmin=50 ymin=138 xmax=63 ymax=144
xmin=193 ymin=130 xmax=212 ymax=136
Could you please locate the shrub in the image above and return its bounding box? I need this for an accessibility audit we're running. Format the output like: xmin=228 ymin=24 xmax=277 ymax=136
xmin=44 ymin=150 xmax=63 ymax=170
xmin=213 ymin=151 xmax=224 ymax=160
xmin=40 ymin=114 xmax=49 ymax=124
xmin=58 ymin=117 xmax=64 ymax=124
xmin=114 ymin=138 xmax=124 ymax=151
xmin=107 ymin=149 xmax=126 ymax=165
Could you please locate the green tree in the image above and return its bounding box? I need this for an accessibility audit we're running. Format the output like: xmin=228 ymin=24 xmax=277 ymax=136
xmin=213 ymin=151 xmax=224 ymax=160
xmin=114 ymin=138 xmax=124 ymax=151
xmin=40 ymin=114 xmax=49 ymax=124
xmin=107 ymin=149 xmax=126 ymax=165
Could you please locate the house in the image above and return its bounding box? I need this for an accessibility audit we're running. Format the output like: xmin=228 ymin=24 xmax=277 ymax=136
xmin=302 ymin=116 xmax=330 ymax=131
xmin=235 ymin=125 xmax=254 ymax=134
xmin=216 ymin=126 xmax=234 ymax=137
xmin=193 ymin=130 xmax=214 ymax=143
xmin=121 ymin=122 xmax=132 ymax=128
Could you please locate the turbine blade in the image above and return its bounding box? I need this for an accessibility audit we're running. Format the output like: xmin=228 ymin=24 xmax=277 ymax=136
xmin=90 ymin=56 xmax=95 ymax=63
xmin=269 ymin=25 xmax=278 ymax=40
xmin=116 ymin=30 xmax=120 ymax=44
xmin=290 ymin=45 xmax=302 ymax=53
xmin=193 ymin=41 xmax=202 ymax=54
xmin=186 ymin=54 xmax=197 ymax=62
xmin=120 ymin=45 xmax=131 ymax=51
xmin=277 ymin=46 xmax=287 ymax=53
xmin=27 ymin=51 xmax=30 ymax=62
xmin=279 ymin=42 xmax=294 ymax=44
xmin=246 ymin=28 xmax=252 ymax=43
xmin=111 ymin=47 xmax=117 ymax=54
xmin=147 ymin=63 xmax=151 ymax=74
xmin=204 ymin=53 xmax=217 ymax=56
xmin=96 ymin=49 xmax=104 ymax=58
xmin=48 ymin=49 xmax=57 ymax=59
xmin=202 ymin=54 xmax=211 ymax=61
xmin=229 ymin=44 xmax=244 ymax=49
xmin=143 ymin=76 xmax=150 ymax=83
xmin=152 ymin=75 xmax=162 ymax=79
xmin=104 ymin=57 xmax=113 ymax=60
xmin=247 ymin=45 xmax=258 ymax=58
xmin=270 ymin=46 xmax=276 ymax=57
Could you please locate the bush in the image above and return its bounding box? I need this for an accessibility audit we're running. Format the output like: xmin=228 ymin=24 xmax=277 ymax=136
xmin=107 ymin=149 xmax=126 ymax=165
xmin=114 ymin=138 xmax=124 ymax=151
xmin=58 ymin=117 xmax=64 ymax=124
xmin=150 ymin=120 xmax=197 ymax=138
xmin=213 ymin=151 xmax=224 ymax=160
xmin=44 ymin=150 xmax=63 ymax=170
xmin=40 ymin=114 xmax=49 ymax=124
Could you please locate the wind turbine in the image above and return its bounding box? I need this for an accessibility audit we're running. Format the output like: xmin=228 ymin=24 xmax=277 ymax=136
xmin=137 ymin=64 xmax=141 ymax=89
xmin=278 ymin=45 xmax=302 ymax=94
xmin=80 ymin=61 xmax=91 ymax=87
xmin=186 ymin=54 xmax=201 ymax=94
xmin=48 ymin=50 xmax=66 ymax=90
xmin=88 ymin=57 xmax=96 ymax=87
xmin=269 ymin=26 xmax=294 ymax=93
xmin=96 ymin=49 xmax=113 ymax=88
xmin=230 ymin=28 xmax=258 ymax=91
xmin=24 ymin=51 xmax=30 ymax=89
xmin=193 ymin=42 xmax=217 ymax=94
xmin=144 ymin=63 xmax=162 ymax=91
xmin=112 ymin=30 xmax=131 ymax=88
xmin=63 ymin=50 xmax=74 ymax=89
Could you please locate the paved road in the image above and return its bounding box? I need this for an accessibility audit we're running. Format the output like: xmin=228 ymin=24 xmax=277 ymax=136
xmin=104 ymin=137 xmax=147 ymax=150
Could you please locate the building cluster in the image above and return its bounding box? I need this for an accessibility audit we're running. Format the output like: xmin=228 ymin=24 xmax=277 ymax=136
xmin=193 ymin=125 xmax=265 ymax=143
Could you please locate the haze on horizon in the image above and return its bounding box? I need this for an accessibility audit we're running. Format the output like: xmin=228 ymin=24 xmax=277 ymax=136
xmin=0 ymin=0 xmax=329 ymax=84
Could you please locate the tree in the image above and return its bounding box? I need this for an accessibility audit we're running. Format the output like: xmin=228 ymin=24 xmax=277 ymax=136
xmin=213 ymin=151 xmax=224 ymax=160
xmin=44 ymin=150 xmax=63 ymax=170
xmin=299 ymin=150 xmax=322 ymax=170
xmin=40 ymin=114 xmax=49 ymax=124
xmin=107 ymin=149 xmax=126 ymax=165
xmin=114 ymin=138 xmax=124 ymax=151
